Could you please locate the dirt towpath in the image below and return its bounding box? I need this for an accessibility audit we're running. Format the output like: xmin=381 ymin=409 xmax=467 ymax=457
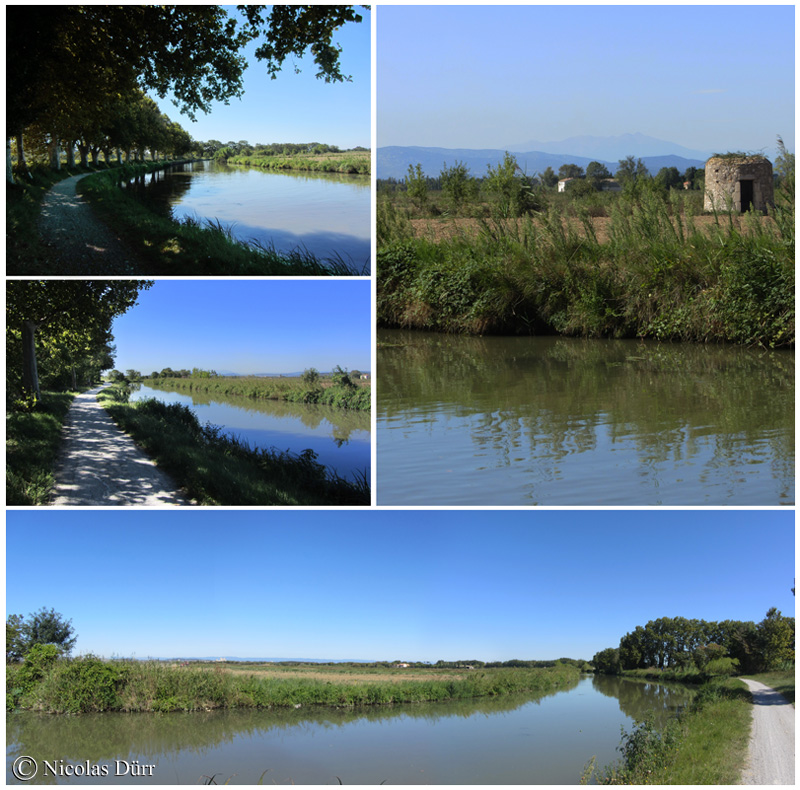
xmin=49 ymin=385 xmax=190 ymax=506
xmin=739 ymin=679 xmax=795 ymax=785
xmin=38 ymin=173 xmax=144 ymax=274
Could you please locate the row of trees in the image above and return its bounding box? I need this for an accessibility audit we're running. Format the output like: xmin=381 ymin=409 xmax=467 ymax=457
xmin=7 ymin=608 xmax=77 ymax=662
xmin=7 ymin=6 xmax=367 ymax=181
xmin=593 ymin=608 xmax=795 ymax=676
xmin=108 ymin=368 xmax=219 ymax=382
xmin=207 ymin=140 xmax=359 ymax=160
xmin=7 ymin=281 xmax=152 ymax=404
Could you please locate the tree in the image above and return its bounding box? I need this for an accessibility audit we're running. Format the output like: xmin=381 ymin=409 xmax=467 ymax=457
xmin=485 ymin=152 xmax=538 ymax=217
xmin=20 ymin=607 xmax=77 ymax=656
xmin=302 ymin=367 xmax=321 ymax=387
xmin=592 ymin=647 xmax=621 ymax=674
xmin=331 ymin=365 xmax=356 ymax=389
xmin=406 ymin=163 xmax=429 ymax=208
xmin=539 ymin=166 xmax=558 ymax=189
xmin=757 ymin=607 xmax=795 ymax=670
xmin=240 ymin=5 xmax=368 ymax=83
xmin=655 ymin=166 xmax=683 ymax=191
xmin=558 ymin=163 xmax=584 ymax=180
xmin=586 ymin=161 xmax=612 ymax=189
xmin=6 ymin=280 xmax=152 ymax=402
xmin=440 ymin=160 xmax=474 ymax=212
xmin=7 ymin=6 xmax=368 ymax=180
xmin=615 ymin=156 xmax=650 ymax=191
xmin=6 ymin=614 xmax=26 ymax=662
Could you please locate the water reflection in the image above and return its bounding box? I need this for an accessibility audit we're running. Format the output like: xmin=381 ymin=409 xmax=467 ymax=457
xmin=6 ymin=675 xmax=695 ymax=785
xmin=377 ymin=330 xmax=794 ymax=505
xmin=130 ymin=384 xmax=370 ymax=481
xmin=123 ymin=161 xmax=370 ymax=264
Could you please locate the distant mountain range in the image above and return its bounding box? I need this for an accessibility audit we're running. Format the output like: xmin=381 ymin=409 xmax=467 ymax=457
xmin=378 ymin=134 xmax=710 ymax=180
xmin=506 ymin=132 xmax=711 ymax=162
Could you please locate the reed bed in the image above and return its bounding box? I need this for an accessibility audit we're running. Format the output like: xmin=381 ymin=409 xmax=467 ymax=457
xmin=148 ymin=375 xmax=370 ymax=412
xmin=7 ymin=658 xmax=580 ymax=714
xmin=377 ymin=189 xmax=794 ymax=347
xmin=226 ymin=151 xmax=370 ymax=175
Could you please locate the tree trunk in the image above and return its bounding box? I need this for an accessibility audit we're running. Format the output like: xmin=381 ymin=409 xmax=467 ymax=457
xmin=21 ymin=320 xmax=41 ymax=402
xmin=6 ymin=138 xmax=13 ymax=184
xmin=66 ymin=142 xmax=76 ymax=168
xmin=77 ymin=143 xmax=89 ymax=167
xmin=15 ymin=130 xmax=27 ymax=170
xmin=49 ymin=137 xmax=61 ymax=170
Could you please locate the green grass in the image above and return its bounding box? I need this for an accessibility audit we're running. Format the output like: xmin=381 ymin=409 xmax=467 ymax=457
xmin=586 ymin=678 xmax=753 ymax=784
xmin=6 ymin=391 xmax=78 ymax=504
xmin=147 ymin=375 xmax=371 ymax=411
xmin=7 ymin=659 xmax=579 ymax=714
xmin=377 ymin=187 xmax=794 ymax=347
xmin=78 ymin=162 xmax=367 ymax=275
xmin=96 ymin=385 xmax=369 ymax=505
xmin=226 ymin=150 xmax=370 ymax=175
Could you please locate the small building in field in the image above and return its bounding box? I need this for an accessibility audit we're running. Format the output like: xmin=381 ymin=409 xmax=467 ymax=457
xmin=703 ymin=155 xmax=773 ymax=213
xmin=557 ymin=178 xmax=574 ymax=193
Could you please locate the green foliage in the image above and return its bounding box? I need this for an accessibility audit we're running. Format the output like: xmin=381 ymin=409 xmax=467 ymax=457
xmin=376 ymin=184 xmax=794 ymax=347
xmin=6 ymin=615 xmax=25 ymax=663
xmin=485 ymin=152 xmax=540 ymax=218
xmin=406 ymin=163 xmax=429 ymax=208
xmin=6 ymin=391 xmax=76 ymax=505
xmin=440 ymin=160 xmax=475 ymax=211
xmin=19 ymin=607 xmax=77 ymax=656
xmin=16 ymin=644 xmax=60 ymax=692
xmin=97 ymin=389 xmax=369 ymax=505
xmin=8 ymin=660 xmax=580 ymax=714
xmin=302 ymin=367 xmax=321 ymax=387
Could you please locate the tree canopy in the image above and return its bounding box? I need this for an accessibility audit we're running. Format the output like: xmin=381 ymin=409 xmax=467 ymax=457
xmin=7 ymin=280 xmax=152 ymax=402
xmin=7 ymin=6 xmax=368 ymax=178
xmin=6 ymin=608 xmax=77 ymax=660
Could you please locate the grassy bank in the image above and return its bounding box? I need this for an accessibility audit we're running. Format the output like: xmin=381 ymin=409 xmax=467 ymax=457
xmin=377 ymin=188 xmax=794 ymax=347
xmin=146 ymin=375 xmax=370 ymax=412
xmin=97 ymin=385 xmax=369 ymax=505
xmin=586 ymin=678 xmax=752 ymax=784
xmin=6 ymin=391 xmax=78 ymax=505
xmin=7 ymin=656 xmax=579 ymax=714
xmin=225 ymin=150 xmax=370 ymax=175
xmin=78 ymin=162 xmax=365 ymax=276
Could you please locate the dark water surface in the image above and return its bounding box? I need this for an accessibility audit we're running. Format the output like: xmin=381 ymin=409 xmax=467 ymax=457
xmin=130 ymin=384 xmax=370 ymax=482
xmin=124 ymin=161 xmax=370 ymax=265
xmin=377 ymin=330 xmax=794 ymax=505
xmin=6 ymin=675 xmax=694 ymax=785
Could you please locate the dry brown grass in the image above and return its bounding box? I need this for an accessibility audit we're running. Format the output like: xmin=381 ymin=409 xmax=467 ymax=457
xmin=407 ymin=214 xmax=776 ymax=245
xmin=184 ymin=662 xmax=472 ymax=685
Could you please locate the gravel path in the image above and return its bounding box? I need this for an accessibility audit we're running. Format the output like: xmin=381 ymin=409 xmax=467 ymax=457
xmin=740 ymin=679 xmax=795 ymax=785
xmin=37 ymin=173 xmax=144 ymax=274
xmin=49 ymin=385 xmax=190 ymax=506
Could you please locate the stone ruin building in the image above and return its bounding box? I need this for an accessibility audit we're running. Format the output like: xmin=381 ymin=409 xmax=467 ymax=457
xmin=703 ymin=154 xmax=774 ymax=213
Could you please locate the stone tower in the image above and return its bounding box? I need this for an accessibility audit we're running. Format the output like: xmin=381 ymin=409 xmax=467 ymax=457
xmin=703 ymin=155 xmax=774 ymax=213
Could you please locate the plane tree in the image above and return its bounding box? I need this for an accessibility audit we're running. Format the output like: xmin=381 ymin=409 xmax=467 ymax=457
xmin=7 ymin=6 xmax=369 ymax=180
xmin=6 ymin=280 xmax=152 ymax=403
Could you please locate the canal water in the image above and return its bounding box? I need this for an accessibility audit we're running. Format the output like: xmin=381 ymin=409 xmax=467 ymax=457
xmin=377 ymin=330 xmax=794 ymax=505
xmin=129 ymin=384 xmax=370 ymax=483
xmin=6 ymin=675 xmax=693 ymax=785
xmin=123 ymin=161 xmax=370 ymax=266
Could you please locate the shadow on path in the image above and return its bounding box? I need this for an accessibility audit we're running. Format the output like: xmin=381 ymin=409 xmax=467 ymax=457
xmin=49 ymin=385 xmax=190 ymax=506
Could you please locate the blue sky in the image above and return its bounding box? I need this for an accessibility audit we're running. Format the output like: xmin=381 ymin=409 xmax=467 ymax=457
xmin=108 ymin=280 xmax=370 ymax=375
xmin=151 ymin=6 xmax=371 ymax=149
xmin=6 ymin=510 xmax=794 ymax=661
xmin=378 ymin=5 xmax=795 ymax=155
